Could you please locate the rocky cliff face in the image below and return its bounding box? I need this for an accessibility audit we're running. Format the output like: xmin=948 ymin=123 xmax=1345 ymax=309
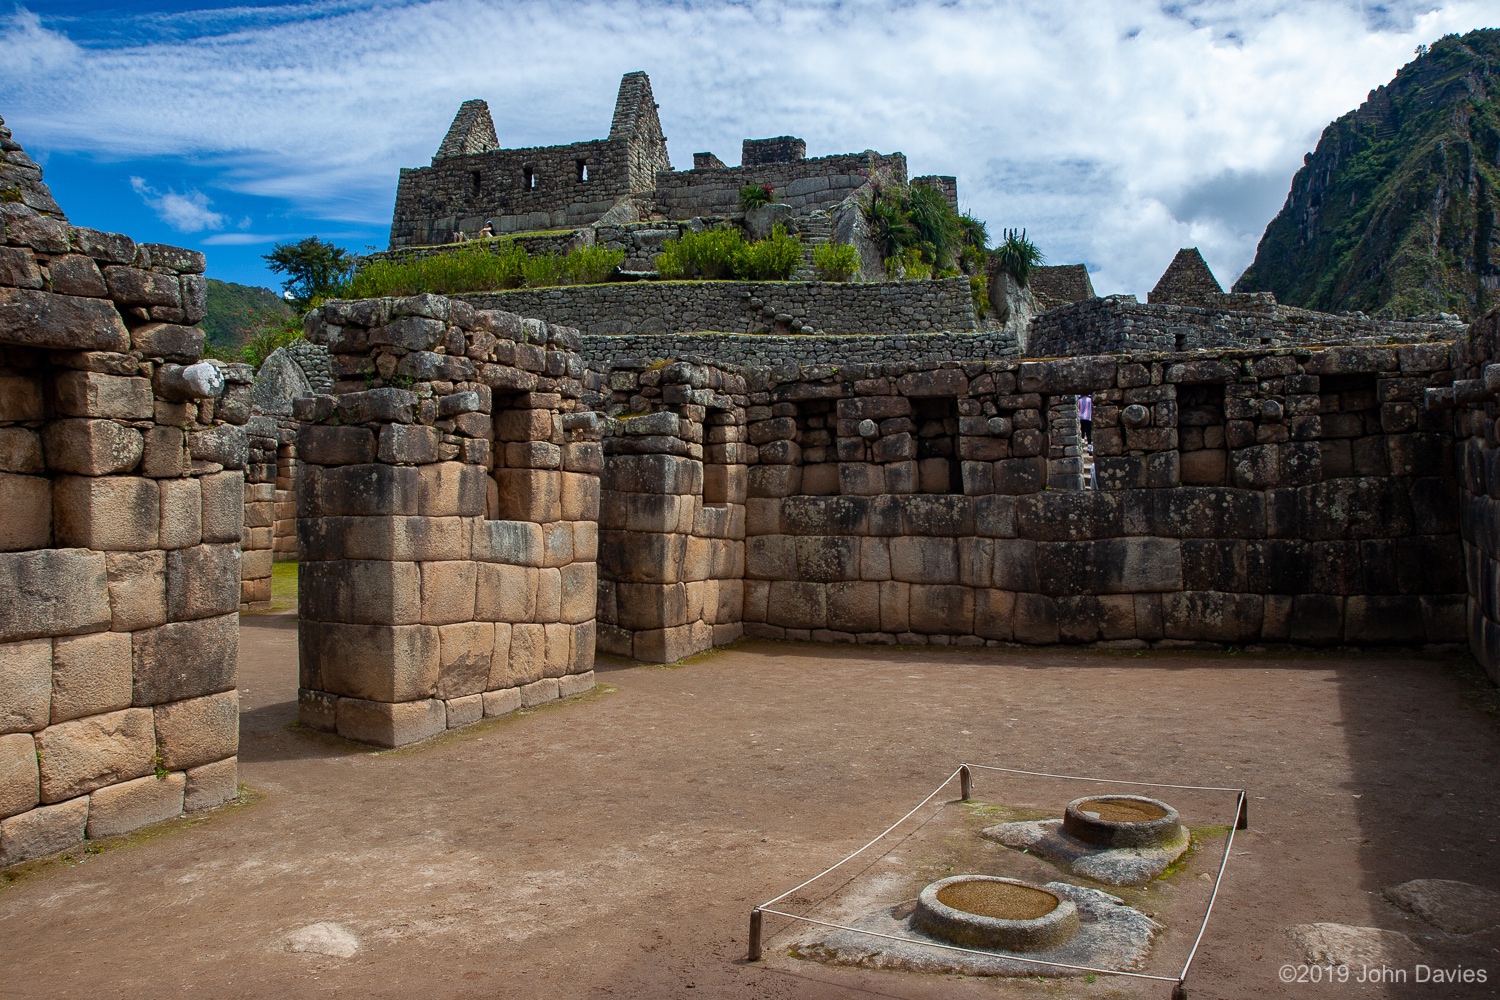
xmin=1235 ymin=28 xmax=1500 ymax=320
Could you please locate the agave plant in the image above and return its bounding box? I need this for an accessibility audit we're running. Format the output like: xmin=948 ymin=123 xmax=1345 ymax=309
xmin=994 ymin=228 xmax=1044 ymax=287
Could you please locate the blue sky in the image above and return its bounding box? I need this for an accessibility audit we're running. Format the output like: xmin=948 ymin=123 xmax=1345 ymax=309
xmin=3 ymin=1 xmax=1494 ymax=295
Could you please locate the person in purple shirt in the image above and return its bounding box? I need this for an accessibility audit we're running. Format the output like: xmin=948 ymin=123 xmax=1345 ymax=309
xmin=1079 ymin=394 xmax=1093 ymax=444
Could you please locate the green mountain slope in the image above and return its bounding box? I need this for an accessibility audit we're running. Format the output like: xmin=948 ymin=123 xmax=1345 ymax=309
xmin=203 ymin=278 xmax=291 ymax=350
xmin=1234 ymin=28 xmax=1500 ymax=320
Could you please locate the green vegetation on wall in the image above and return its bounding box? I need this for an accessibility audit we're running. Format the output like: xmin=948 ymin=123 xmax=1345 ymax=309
xmin=654 ymin=224 xmax=803 ymax=281
xmin=861 ymin=181 xmax=990 ymax=280
xmin=344 ymin=241 xmax=625 ymax=298
xmin=1235 ymin=28 xmax=1500 ymax=320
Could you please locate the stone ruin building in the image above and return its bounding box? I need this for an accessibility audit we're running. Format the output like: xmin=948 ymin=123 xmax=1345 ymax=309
xmin=7 ymin=97 xmax=1500 ymax=872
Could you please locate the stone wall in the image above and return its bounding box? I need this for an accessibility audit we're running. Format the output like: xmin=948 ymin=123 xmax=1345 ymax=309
xmin=0 ymin=131 xmax=242 ymax=866
xmin=1028 ymin=295 xmax=1464 ymax=357
xmin=595 ymin=362 xmax=748 ymax=662
xmin=295 ymin=295 xmax=599 ymax=746
xmin=591 ymin=346 xmax=1466 ymax=658
xmin=579 ymin=330 xmax=1020 ymax=370
xmin=1438 ymin=307 xmax=1500 ymax=683
xmin=650 ymin=152 xmax=906 ymax=219
xmin=463 ymin=277 xmax=982 ymax=338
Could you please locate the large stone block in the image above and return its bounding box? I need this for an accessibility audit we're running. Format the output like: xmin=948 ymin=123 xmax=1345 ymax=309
xmin=534 ymin=567 xmax=562 ymax=622
xmin=0 ymin=473 xmax=49 ymax=551
xmin=43 ymin=419 xmax=144 ymax=476
xmin=1010 ymin=592 xmax=1059 ymax=644
xmin=975 ymin=589 xmax=1015 ymax=640
xmin=0 ymin=732 xmax=38 ymax=819
xmin=542 ymin=621 xmax=572 ymax=677
xmin=1160 ymin=592 xmax=1264 ymax=643
xmin=560 ymin=562 xmax=596 ymax=625
xmin=599 ymin=530 xmax=686 ymax=584
xmin=633 ymin=623 xmax=710 ymax=663
xmin=0 ymin=795 xmax=88 ymax=866
xmin=879 ymin=581 xmax=910 ymax=633
xmin=35 ymin=707 xmax=154 ymax=802
xmin=297 ymin=425 xmax=376 ymax=466
xmin=476 ymin=562 xmax=538 ymax=622
xmin=299 ymin=559 xmax=421 ymax=625
xmin=1344 ymin=595 xmax=1426 ymax=645
xmin=419 ymin=560 xmax=478 ymax=625
xmin=0 ymin=427 xmax=44 ymax=475
xmin=909 ymin=584 xmax=974 ymax=634
xmin=436 ymin=622 xmax=492 ymax=699
xmin=131 ymin=613 xmax=237 ymax=705
xmin=306 ymin=463 xmax=419 ymax=518
xmin=53 ymin=371 xmax=153 ymax=420
xmin=50 ymin=631 xmax=132 ymax=724
xmin=157 ymin=478 xmax=202 ymax=550
xmin=767 ymin=581 xmax=827 ymax=629
xmin=418 ymin=462 xmax=487 ymax=518
xmin=494 ymin=468 xmax=562 ymax=522
xmin=130 ymin=322 xmax=203 ymax=361
xmin=1058 ymin=594 xmax=1137 ymax=643
xmin=502 ymin=623 xmax=547 ymax=686
xmin=0 ymin=637 xmax=51 ymax=735
xmin=164 ymin=543 xmax=240 ymax=621
xmin=826 ymin=581 xmax=881 ymax=633
xmin=53 ymin=475 xmax=158 ymax=551
xmin=86 ymin=772 xmax=185 ymax=838
xmin=795 ymin=535 xmax=860 ymax=582
xmin=153 ymin=690 xmax=239 ymax=770
xmin=184 ymin=756 xmax=237 ymax=812
xmin=200 ymin=471 xmax=244 ymax=543
xmin=0 ymin=288 xmax=130 ymax=352
xmin=890 ymin=537 xmax=959 ymax=584
xmin=0 ymin=549 xmax=111 ymax=643
xmin=301 ymin=621 xmax=438 ymax=702
xmin=104 ymin=551 xmax=166 ymax=632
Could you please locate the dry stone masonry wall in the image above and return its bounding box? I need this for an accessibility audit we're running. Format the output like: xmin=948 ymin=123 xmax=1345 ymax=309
xmin=294 ymin=295 xmax=599 ymax=746
xmin=0 ymin=124 xmax=242 ymax=866
xmin=1029 ymin=295 xmax=1463 ymax=357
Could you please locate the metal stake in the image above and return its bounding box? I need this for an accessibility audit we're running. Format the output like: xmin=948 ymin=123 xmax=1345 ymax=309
xmin=747 ymin=908 xmax=763 ymax=961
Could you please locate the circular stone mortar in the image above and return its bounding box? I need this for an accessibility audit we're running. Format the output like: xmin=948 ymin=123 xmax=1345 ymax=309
xmin=1062 ymin=794 xmax=1181 ymax=849
xmin=912 ymin=876 xmax=1080 ymax=952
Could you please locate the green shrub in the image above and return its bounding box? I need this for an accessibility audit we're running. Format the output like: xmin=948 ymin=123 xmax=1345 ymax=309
xmin=884 ymin=247 xmax=932 ymax=281
xmin=970 ymin=275 xmax=991 ymax=316
xmin=563 ymin=244 xmax=625 ymax=284
xmin=739 ymin=224 xmax=803 ymax=280
xmin=655 ymin=226 xmax=746 ymax=279
xmin=994 ymin=228 xmax=1044 ymax=286
xmin=739 ymin=183 xmax=775 ymax=210
xmin=813 ymin=241 xmax=861 ymax=281
xmin=346 ymin=241 xmax=527 ymax=297
xmin=240 ymin=313 xmax=304 ymax=368
xmin=522 ymin=252 xmax=566 ymax=287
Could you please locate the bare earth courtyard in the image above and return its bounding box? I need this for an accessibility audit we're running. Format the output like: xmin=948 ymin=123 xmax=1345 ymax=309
xmin=2 ymin=613 xmax=1498 ymax=1000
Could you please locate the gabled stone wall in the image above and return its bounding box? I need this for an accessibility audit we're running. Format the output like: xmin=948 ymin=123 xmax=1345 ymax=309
xmin=0 ymin=131 xmax=242 ymax=866
xmin=295 ymin=295 xmax=599 ymax=746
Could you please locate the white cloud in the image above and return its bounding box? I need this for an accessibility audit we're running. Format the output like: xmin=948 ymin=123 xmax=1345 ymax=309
xmin=3 ymin=1 xmax=1494 ymax=294
xmin=129 ymin=176 xmax=226 ymax=232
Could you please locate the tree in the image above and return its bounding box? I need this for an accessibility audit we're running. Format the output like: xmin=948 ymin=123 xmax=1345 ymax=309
xmin=262 ymin=237 xmax=354 ymax=310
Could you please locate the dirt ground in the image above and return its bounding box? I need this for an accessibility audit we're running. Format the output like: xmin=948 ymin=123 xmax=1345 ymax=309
xmin=3 ymin=615 xmax=1499 ymax=1000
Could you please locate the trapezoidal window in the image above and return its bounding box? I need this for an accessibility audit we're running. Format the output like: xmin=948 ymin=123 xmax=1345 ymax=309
xmin=470 ymin=171 xmax=482 ymax=195
xmin=1177 ymin=383 xmax=1227 ymax=485
xmin=913 ymin=397 xmax=962 ymax=494
xmin=576 ymin=160 xmax=590 ymax=183
xmin=523 ymin=166 xmax=537 ymax=191
xmin=1318 ymin=373 xmax=1384 ymax=478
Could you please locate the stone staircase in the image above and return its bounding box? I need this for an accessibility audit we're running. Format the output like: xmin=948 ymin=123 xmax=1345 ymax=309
xmin=791 ymin=210 xmax=832 ymax=280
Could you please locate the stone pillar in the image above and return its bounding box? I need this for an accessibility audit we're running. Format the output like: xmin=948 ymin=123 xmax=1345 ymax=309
xmin=295 ymin=295 xmax=599 ymax=747
xmin=0 ymin=125 xmax=242 ymax=866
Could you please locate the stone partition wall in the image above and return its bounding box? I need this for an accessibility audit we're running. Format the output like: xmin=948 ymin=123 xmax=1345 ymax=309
xmin=1029 ymin=295 xmax=1464 ymax=357
xmin=464 ymin=277 xmax=983 ymax=338
xmin=1438 ymin=307 xmax=1500 ymax=682
xmin=0 ymin=131 xmax=243 ymax=866
xmin=295 ymin=295 xmax=599 ymax=746
xmin=577 ymin=330 xmax=1020 ymax=370
xmin=595 ymin=361 xmax=748 ymax=662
